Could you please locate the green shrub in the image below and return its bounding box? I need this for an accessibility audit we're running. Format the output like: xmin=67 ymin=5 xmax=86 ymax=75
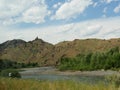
xmin=105 ymin=74 xmax=120 ymax=88
xmin=58 ymin=47 xmax=120 ymax=71
xmin=0 ymin=69 xmax=21 ymax=78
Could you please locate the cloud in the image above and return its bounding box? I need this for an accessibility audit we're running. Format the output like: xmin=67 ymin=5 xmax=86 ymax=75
xmin=93 ymin=2 xmax=98 ymax=8
xmin=114 ymin=4 xmax=120 ymax=13
xmin=105 ymin=0 xmax=113 ymax=3
xmin=0 ymin=0 xmax=50 ymax=24
xmin=53 ymin=2 xmax=62 ymax=9
xmin=103 ymin=7 xmax=107 ymax=13
xmin=51 ymin=0 xmax=93 ymax=20
xmin=101 ymin=0 xmax=116 ymax=4
xmin=102 ymin=15 xmax=107 ymax=18
xmin=102 ymin=7 xmax=107 ymax=18
xmin=0 ymin=16 xmax=120 ymax=44
xmin=22 ymin=5 xmax=50 ymax=24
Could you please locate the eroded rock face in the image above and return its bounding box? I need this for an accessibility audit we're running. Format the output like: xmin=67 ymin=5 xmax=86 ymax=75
xmin=0 ymin=38 xmax=120 ymax=66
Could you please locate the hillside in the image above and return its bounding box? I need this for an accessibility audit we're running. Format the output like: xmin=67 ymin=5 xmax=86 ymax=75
xmin=0 ymin=37 xmax=55 ymax=66
xmin=0 ymin=38 xmax=120 ymax=66
xmin=55 ymin=38 xmax=120 ymax=57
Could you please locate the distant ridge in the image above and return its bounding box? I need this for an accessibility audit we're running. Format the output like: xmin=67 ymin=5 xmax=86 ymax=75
xmin=0 ymin=38 xmax=120 ymax=66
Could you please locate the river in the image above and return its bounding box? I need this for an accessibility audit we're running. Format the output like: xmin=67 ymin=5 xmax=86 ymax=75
xmin=19 ymin=67 xmax=120 ymax=84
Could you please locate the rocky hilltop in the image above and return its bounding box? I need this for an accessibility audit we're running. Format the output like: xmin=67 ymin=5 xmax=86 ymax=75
xmin=0 ymin=38 xmax=120 ymax=66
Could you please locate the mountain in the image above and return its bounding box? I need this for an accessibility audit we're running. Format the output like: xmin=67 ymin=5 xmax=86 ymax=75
xmin=0 ymin=38 xmax=120 ymax=66
xmin=0 ymin=37 xmax=54 ymax=66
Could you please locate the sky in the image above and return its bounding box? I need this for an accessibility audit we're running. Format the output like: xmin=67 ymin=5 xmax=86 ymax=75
xmin=0 ymin=0 xmax=120 ymax=44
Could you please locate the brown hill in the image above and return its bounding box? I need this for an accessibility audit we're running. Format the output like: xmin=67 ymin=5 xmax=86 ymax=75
xmin=0 ymin=38 xmax=120 ymax=66
xmin=0 ymin=37 xmax=54 ymax=66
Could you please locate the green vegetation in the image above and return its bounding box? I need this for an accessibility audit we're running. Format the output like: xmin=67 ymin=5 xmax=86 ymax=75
xmin=0 ymin=59 xmax=39 ymax=78
xmin=0 ymin=69 xmax=21 ymax=78
xmin=0 ymin=59 xmax=39 ymax=71
xmin=0 ymin=78 xmax=118 ymax=90
xmin=59 ymin=47 xmax=120 ymax=71
xmin=106 ymin=75 xmax=120 ymax=88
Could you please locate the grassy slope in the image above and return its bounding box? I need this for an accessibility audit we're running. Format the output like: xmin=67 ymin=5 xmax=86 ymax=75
xmin=0 ymin=38 xmax=120 ymax=66
xmin=0 ymin=78 xmax=117 ymax=90
xmin=55 ymin=39 xmax=120 ymax=57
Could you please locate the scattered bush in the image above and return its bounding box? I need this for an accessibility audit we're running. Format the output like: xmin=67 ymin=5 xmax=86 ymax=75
xmin=0 ymin=59 xmax=39 ymax=70
xmin=0 ymin=69 xmax=21 ymax=78
xmin=58 ymin=47 xmax=120 ymax=71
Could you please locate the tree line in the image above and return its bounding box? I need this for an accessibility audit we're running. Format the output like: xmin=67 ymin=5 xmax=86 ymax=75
xmin=58 ymin=47 xmax=120 ymax=71
xmin=0 ymin=59 xmax=39 ymax=72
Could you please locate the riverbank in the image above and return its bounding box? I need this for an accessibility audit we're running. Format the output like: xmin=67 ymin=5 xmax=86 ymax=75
xmin=20 ymin=67 xmax=120 ymax=76
xmin=0 ymin=67 xmax=119 ymax=90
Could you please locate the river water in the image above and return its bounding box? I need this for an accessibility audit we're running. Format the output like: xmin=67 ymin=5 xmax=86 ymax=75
xmin=20 ymin=67 xmax=107 ymax=84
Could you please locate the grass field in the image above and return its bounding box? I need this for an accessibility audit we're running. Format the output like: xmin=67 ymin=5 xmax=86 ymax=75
xmin=0 ymin=77 xmax=119 ymax=90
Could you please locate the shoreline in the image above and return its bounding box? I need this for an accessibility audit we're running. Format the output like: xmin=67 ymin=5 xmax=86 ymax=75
xmin=20 ymin=67 xmax=120 ymax=77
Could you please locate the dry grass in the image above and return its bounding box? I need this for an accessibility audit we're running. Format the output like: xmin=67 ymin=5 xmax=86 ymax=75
xmin=0 ymin=77 xmax=118 ymax=90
